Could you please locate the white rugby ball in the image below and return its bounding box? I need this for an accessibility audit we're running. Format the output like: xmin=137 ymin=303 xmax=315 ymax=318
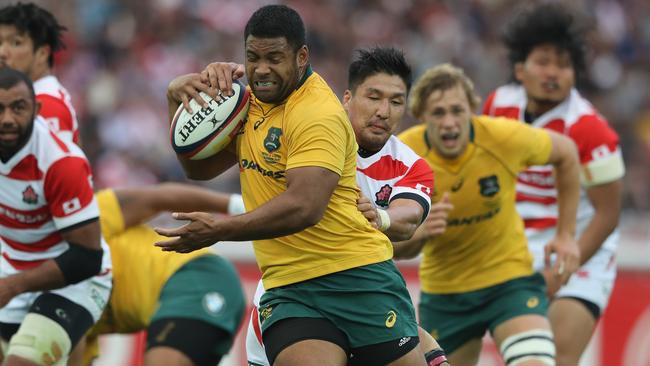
xmin=170 ymin=79 xmax=250 ymax=160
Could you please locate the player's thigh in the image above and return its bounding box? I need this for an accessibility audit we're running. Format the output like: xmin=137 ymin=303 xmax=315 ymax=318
xmin=447 ymin=337 xmax=482 ymax=366
xmin=150 ymin=255 xmax=246 ymax=362
xmin=548 ymin=298 xmax=596 ymax=366
xmin=263 ymin=317 xmax=349 ymax=366
xmin=259 ymin=260 xmax=419 ymax=365
xmin=275 ymin=339 xmax=347 ymax=366
xmin=418 ymin=290 xmax=488 ymax=355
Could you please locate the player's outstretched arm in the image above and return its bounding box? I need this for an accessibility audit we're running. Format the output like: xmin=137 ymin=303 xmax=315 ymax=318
xmin=154 ymin=166 xmax=339 ymax=252
xmin=543 ymin=131 xmax=581 ymax=288
xmin=114 ymin=183 xmax=244 ymax=229
xmin=167 ymin=73 xmax=238 ymax=180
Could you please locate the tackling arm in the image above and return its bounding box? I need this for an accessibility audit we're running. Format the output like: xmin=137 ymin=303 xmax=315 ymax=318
xmin=115 ymin=183 xmax=244 ymax=229
xmin=154 ymin=166 xmax=340 ymax=252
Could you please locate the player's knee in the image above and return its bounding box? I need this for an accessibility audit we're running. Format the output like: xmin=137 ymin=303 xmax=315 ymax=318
xmin=500 ymin=329 xmax=555 ymax=366
xmin=5 ymin=313 xmax=71 ymax=366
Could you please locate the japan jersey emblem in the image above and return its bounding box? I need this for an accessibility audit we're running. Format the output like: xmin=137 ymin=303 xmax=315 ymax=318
xmin=22 ymin=185 xmax=38 ymax=204
xmin=62 ymin=197 xmax=81 ymax=215
xmin=375 ymin=184 xmax=392 ymax=207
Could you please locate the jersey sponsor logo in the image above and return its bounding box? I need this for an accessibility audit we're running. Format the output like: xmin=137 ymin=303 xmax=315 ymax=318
xmin=447 ymin=207 xmax=501 ymax=227
xmin=22 ymin=185 xmax=38 ymax=204
xmin=240 ymin=159 xmax=285 ymax=180
xmin=451 ymin=177 xmax=464 ymax=192
xmin=203 ymin=292 xmax=226 ymax=315
xmin=0 ymin=205 xmax=49 ymax=224
xmin=264 ymin=127 xmax=282 ymax=153
xmin=479 ymin=175 xmax=500 ymax=197
xmin=385 ymin=310 xmax=397 ymax=328
xmin=62 ymin=197 xmax=81 ymax=215
xmin=527 ymin=296 xmax=539 ymax=308
xmin=375 ymin=184 xmax=392 ymax=207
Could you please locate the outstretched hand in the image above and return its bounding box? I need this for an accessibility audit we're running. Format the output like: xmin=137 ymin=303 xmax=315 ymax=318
xmin=154 ymin=212 xmax=221 ymax=253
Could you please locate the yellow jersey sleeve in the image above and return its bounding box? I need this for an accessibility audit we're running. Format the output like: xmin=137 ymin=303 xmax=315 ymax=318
xmin=284 ymin=103 xmax=350 ymax=175
xmin=96 ymin=189 xmax=125 ymax=239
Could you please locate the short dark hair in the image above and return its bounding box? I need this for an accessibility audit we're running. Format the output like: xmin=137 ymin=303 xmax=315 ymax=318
xmin=0 ymin=2 xmax=66 ymax=67
xmin=348 ymin=47 xmax=412 ymax=93
xmin=503 ymin=3 xmax=587 ymax=77
xmin=0 ymin=67 xmax=35 ymax=100
xmin=244 ymin=5 xmax=306 ymax=52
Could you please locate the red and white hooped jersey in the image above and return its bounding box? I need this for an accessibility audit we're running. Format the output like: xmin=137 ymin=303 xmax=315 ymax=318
xmin=356 ymin=134 xmax=433 ymax=222
xmin=34 ymin=75 xmax=80 ymax=145
xmin=483 ymin=84 xmax=624 ymax=250
xmin=0 ymin=118 xmax=103 ymax=270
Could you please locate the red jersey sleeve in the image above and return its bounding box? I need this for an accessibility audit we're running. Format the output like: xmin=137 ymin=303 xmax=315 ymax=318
xmin=36 ymin=94 xmax=79 ymax=144
xmin=567 ymin=114 xmax=620 ymax=164
xmin=44 ymin=156 xmax=99 ymax=230
xmin=482 ymin=90 xmax=497 ymax=115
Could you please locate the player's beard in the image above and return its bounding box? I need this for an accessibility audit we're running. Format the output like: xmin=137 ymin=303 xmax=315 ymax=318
xmin=0 ymin=112 xmax=35 ymax=161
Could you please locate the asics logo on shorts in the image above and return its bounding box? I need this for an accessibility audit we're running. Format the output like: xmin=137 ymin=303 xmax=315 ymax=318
xmin=385 ymin=310 xmax=397 ymax=328
xmin=527 ymin=296 xmax=539 ymax=308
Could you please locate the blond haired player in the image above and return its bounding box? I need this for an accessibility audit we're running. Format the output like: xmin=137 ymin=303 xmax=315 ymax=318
xmin=483 ymin=4 xmax=625 ymax=364
xmin=161 ymin=5 xmax=426 ymax=366
xmin=397 ymin=64 xmax=581 ymax=366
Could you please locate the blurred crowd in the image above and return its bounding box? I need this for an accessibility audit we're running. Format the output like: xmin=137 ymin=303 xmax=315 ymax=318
xmin=37 ymin=0 xmax=650 ymax=212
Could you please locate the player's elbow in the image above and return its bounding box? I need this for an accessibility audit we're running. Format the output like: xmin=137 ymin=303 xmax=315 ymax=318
xmin=298 ymin=206 xmax=326 ymax=228
xmin=388 ymin=224 xmax=419 ymax=242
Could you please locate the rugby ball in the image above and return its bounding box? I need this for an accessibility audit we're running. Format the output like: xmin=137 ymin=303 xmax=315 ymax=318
xmin=170 ymin=79 xmax=250 ymax=160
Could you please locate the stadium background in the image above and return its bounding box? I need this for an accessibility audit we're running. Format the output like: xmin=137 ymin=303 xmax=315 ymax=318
xmin=25 ymin=0 xmax=650 ymax=365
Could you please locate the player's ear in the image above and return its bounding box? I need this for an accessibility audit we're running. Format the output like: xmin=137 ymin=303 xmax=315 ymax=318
xmin=296 ymin=45 xmax=308 ymax=68
xmin=35 ymin=45 xmax=51 ymax=68
xmin=34 ymin=100 xmax=42 ymax=116
xmin=342 ymin=90 xmax=352 ymax=110
xmin=514 ymin=62 xmax=525 ymax=82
